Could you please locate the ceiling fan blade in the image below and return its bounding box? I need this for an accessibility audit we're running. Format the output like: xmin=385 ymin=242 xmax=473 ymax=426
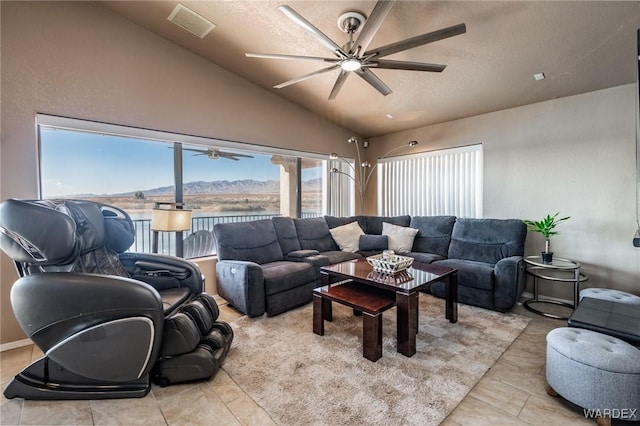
xmin=355 ymin=68 xmax=392 ymax=96
xmin=245 ymin=53 xmax=340 ymax=63
xmin=278 ymin=5 xmax=348 ymax=59
xmin=219 ymin=152 xmax=254 ymax=159
xmin=274 ymin=65 xmax=340 ymax=89
xmin=364 ymin=23 xmax=466 ymax=59
xmin=367 ymin=59 xmax=446 ymax=72
xmin=352 ymin=0 xmax=395 ymax=55
xmin=328 ymin=70 xmax=350 ymax=100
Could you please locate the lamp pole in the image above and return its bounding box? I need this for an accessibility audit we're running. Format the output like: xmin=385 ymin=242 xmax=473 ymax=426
xmin=330 ymin=138 xmax=418 ymax=214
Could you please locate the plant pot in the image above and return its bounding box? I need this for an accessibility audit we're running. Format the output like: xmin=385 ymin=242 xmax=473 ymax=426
xmin=541 ymin=251 xmax=554 ymax=264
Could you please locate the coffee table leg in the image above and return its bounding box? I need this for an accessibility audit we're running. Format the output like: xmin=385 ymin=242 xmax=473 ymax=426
xmin=363 ymin=312 xmax=382 ymax=362
xmin=324 ymin=298 xmax=333 ymax=321
xmin=446 ymin=272 xmax=458 ymax=323
xmin=396 ymin=292 xmax=418 ymax=357
xmin=313 ymin=294 xmax=324 ymax=336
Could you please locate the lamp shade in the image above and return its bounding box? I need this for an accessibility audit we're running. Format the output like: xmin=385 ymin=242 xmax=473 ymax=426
xmin=151 ymin=208 xmax=192 ymax=232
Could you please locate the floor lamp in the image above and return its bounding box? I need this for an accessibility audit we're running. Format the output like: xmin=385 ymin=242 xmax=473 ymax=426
xmin=151 ymin=203 xmax=192 ymax=257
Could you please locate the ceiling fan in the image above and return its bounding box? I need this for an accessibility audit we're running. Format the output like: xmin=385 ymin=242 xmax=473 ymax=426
xmin=183 ymin=147 xmax=254 ymax=161
xmin=245 ymin=1 xmax=466 ymax=100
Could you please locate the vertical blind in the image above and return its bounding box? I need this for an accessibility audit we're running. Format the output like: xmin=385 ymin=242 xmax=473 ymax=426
xmin=377 ymin=144 xmax=483 ymax=218
xmin=328 ymin=159 xmax=355 ymax=216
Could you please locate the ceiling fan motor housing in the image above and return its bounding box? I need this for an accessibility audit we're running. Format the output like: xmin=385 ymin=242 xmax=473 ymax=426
xmin=337 ymin=11 xmax=366 ymax=33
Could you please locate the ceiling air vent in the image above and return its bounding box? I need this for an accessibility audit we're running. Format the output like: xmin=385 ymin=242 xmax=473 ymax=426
xmin=167 ymin=4 xmax=215 ymax=39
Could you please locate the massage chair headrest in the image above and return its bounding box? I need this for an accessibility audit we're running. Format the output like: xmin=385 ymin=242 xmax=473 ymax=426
xmin=0 ymin=199 xmax=135 ymax=266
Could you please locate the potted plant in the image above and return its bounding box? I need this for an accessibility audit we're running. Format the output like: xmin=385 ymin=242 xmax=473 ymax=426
xmin=523 ymin=212 xmax=570 ymax=264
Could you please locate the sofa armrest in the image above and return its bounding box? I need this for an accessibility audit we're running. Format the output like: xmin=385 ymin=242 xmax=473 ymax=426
xmin=493 ymin=256 xmax=526 ymax=311
xmin=285 ymin=249 xmax=320 ymax=260
xmin=215 ymin=260 xmax=265 ymax=317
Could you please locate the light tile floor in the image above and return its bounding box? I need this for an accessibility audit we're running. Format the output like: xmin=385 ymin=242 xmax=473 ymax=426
xmin=0 ymin=298 xmax=628 ymax=425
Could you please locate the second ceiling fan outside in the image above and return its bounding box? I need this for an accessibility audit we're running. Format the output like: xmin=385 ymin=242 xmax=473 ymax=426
xmin=245 ymin=0 xmax=466 ymax=100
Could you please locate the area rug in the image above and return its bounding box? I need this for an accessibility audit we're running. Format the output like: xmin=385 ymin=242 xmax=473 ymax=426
xmin=224 ymin=294 xmax=530 ymax=425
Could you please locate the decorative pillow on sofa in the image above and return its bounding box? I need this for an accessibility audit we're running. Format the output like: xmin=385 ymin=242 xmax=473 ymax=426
xmin=359 ymin=234 xmax=388 ymax=251
xmin=382 ymin=222 xmax=419 ymax=253
xmin=329 ymin=221 xmax=365 ymax=253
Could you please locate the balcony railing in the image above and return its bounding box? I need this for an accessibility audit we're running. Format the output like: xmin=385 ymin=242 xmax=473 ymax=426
xmin=131 ymin=212 xmax=320 ymax=256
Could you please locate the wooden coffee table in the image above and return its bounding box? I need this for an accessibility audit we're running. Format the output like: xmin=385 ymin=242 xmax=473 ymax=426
xmin=313 ymin=282 xmax=396 ymax=361
xmin=319 ymin=258 xmax=458 ymax=358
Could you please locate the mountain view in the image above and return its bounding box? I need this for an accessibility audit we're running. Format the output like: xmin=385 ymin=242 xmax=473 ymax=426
xmin=102 ymin=178 xmax=322 ymax=197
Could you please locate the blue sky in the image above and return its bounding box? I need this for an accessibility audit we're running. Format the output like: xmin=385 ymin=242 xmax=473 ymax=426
xmin=40 ymin=128 xmax=320 ymax=197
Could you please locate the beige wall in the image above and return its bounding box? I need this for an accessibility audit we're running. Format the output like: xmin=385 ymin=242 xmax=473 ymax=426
xmin=367 ymin=84 xmax=640 ymax=299
xmin=0 ymin=1 xmax=356 ymax=345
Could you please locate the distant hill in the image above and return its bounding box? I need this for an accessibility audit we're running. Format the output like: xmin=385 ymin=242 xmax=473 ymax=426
xmin=111 ymin=178 xmax=321 ymax=197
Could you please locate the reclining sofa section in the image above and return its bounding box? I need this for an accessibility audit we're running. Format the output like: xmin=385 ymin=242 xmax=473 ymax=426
xmin=214 ymin=215 xmax=527 ymax=317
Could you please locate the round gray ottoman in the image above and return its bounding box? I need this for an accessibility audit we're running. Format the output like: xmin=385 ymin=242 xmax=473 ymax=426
xmin=579 ymin=288 xmax=640 ymax=305
xmin=546 ymin=327 xmax=640 ymax=424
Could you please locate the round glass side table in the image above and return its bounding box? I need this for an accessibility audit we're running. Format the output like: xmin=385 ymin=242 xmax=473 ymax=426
xmin=523 ymin=256 xmax=589 ymax=320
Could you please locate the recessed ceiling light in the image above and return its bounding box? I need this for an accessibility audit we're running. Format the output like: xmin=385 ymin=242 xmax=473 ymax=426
xmin=385 ymin=113 xmax=394 ymax=119
xmin=533 ymin=72 xmax=545 ymax=81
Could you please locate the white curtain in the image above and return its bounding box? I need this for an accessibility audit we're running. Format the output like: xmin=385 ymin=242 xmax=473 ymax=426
xmin=377 ymin=144 xmax=483 ymax=218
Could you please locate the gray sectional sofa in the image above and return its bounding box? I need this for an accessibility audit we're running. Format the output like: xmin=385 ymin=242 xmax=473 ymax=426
xmin=213 ymin=215 xmax=527 ymax=317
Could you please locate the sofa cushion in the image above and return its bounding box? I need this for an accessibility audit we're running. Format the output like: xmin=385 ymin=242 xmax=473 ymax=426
xmin=261 ymin=261 xmax=317 ymax=296
xmin=448 ymin=218 xmax=526 ymax=264
xmin=293 ymin=217 xmax=339 ymax=252
xmin=382 ymin=222 xmax=419 ymax=253
xmin=359 ymin=234 xmax=388 ymax=251
xmin=329 ymin=221 xmax=364 ymax=252
xmin=272 ymin=217 xmax=301 ymax=254
xmin=434 ymin=258 xmax=495 ymax=291
xmin=364 ymin=215 xmax=411 ymax=235
xmin=405 ymin=251 xmax=444 ymax=264
xmin=409 ymin=216 xmax=456 ymax=257
xmin=214 ymin=220 xmax=284 ymax=264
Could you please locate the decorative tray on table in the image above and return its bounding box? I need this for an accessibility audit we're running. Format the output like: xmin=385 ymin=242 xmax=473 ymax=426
xmin=366 ymin=251 xmax=414 ymax=275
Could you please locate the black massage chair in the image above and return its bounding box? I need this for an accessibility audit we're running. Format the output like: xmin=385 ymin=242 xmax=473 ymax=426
xmin=0 ymin=199 xmax=233 ymax=400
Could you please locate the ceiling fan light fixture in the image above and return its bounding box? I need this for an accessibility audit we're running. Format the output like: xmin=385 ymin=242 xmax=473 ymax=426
xmin=341 ymin=59 xmax=362 ymax=71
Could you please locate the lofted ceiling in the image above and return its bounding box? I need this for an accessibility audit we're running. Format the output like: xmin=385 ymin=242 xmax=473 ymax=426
xmin=99 ymin=1 xmax=640 ymax=138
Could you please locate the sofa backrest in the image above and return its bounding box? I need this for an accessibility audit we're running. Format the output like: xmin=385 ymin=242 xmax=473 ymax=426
xmin=324 ymin=215 xmax=367 ymax=232
xmin=272 ymin=216 xmax=301 ymax=254
xmin=213 ymin=219 xmax=284 ymax=264
xmin=324 ymin=215 xmax=411 ymax=235
xmin=410 ymin=216 xmax=456 ymax=257
xmin=293 ymin=217 xmax=339 ymax=252
xmin=448 ymin=218 xmax=526 ymax=264
xmin=364 ymin=215 xmax=411 ymax=235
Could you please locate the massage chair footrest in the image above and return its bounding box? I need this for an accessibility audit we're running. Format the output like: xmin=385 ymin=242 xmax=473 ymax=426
xmin=152 ymin=344 xmax=223 ymax=387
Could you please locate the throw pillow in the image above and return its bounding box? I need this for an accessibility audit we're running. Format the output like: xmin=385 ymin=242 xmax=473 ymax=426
xmin=359 ymin=234 xmax=389 ymax=251
xmin=329 ymin=221 xmax=365 ymax=253
xmin=382 ymin=222 xmax=419 ymax=253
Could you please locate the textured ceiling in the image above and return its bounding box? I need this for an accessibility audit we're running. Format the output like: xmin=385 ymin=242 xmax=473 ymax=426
xmin=99 ymin=1 xmax=640 ymax=137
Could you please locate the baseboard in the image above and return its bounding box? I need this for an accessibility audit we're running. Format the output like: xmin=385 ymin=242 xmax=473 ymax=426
xmin=0 ymin=338 xmax=33 ymax=353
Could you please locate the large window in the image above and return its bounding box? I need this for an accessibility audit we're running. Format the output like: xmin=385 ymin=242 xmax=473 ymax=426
xmin=377 ymin=144 xmax=483 ymax=218
xmin=38 ymin=115 xmax=335 ymax=257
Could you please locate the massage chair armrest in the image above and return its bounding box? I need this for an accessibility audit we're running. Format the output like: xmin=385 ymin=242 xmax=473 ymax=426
xmin=10 ymin=272 xmax=164 ymax=354
xmin=215 ymin=260 xmax=266 ymax=317
xmin=119 ymin=252 xmax=204 ymax=296
xmin=493 ymin=256 xmax=526 ymax=312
